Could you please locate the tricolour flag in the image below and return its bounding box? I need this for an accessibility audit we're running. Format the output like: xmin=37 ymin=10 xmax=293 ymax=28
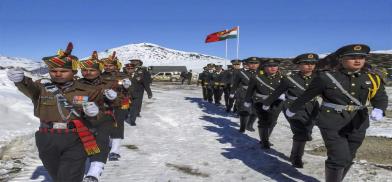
xmin=205 ymin=27 xmax=238 ymax=43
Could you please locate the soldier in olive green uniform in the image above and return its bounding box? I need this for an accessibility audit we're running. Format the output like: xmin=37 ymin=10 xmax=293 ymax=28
xmin=244 ymin=59 xmax=284 ymax=149
xmin=128 ymin=59 xmax=153 ymax=118
xmin=78 ymin=51 xmax=119 ymax=182
xmin=231 ymin=57 xmax=259 ymax=133
xmin=287 ymin=44 xmax=388 ymax=182
xmin=211 ymin=65 xmax=225 ymax=105
xmin=7 ymin=43 xmax=102 ymax=182
xmin=204 ymin=64 xmax=215 ymax=103
xmin=263 ymin=53 xmax=320 ymax=168
xmin=101 ymin=52 xmax=132 ymax=161
xmin=197 ymin=66 xmax=208 ymax=100
xmin=223 ymin=59 xmax=241 ymax=112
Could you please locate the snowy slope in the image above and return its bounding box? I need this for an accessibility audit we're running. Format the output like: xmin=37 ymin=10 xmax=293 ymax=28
xmin=0 ymin=55 xmax=43 ymax=71
xmin=94 ymin=43 xmax=227 ymax=72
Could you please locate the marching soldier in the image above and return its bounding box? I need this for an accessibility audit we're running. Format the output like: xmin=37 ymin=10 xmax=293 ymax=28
xmin=287 ymin=44 xmax=388 ymax=182
xmin=205 ymin=63 xmax=215 ymax=103
xmin=128 ymin=59 xmax=153 ymax=118
xmin=197 ymin=66 xmax=208 ymax=100
xmin=231 ymin=57 xmax=259 ymax=133
xmin=262 ymin=53 xmax=320 ymax=167
xmin=7 ymin=43 xmax=101 ymax=182
xmin=223 ymin=59 xmax=241 ymax=112
xmin=211 ymin=65 xmax=225 ymax=105
xmin=78 ymin=51 xmax=119 ymax=182
xmin=244 ymin=59 xmax=284 ymax=149
xmin=101 ymin=52 xmax=132 ymax=161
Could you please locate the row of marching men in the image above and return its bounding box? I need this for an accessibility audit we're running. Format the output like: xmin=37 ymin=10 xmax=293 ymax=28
xmin=6 ymin=42 xmax=152 ymax=182
xmin=198 ymin=44 xmax=388 ymax=182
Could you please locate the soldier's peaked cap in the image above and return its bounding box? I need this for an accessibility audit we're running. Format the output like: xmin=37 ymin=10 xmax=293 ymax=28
xmin=335 ymin=44 xmax=370 ymax=58
xmin=261 ymin=59 xmax=279 ymax=67
xmin=230 ymin=59 xmax=241 ymax=64
xmin=292 ymin=53 xmax=319 ymax=64
xmin=244 ymin=57 xmax=260 ymax=64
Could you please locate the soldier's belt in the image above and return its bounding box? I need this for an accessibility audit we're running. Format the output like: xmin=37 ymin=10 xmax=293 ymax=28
xmin=286 ymin=95 xmax=298 ymax=101
xmin=254 ymin=93 xmax=269 ymax=99
xmin=242 ymin=86 xmax=248 ymax=89
xmin=322 ymin=102 xmax=365 ymax=112
xmin=40 ymin=122 xmax=76 ymax=129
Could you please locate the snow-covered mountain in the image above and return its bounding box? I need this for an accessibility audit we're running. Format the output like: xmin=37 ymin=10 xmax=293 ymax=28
xmin=371 ymin=50 xmax=392 ymax=54
xmin=0 ymin=55 xmax=43 ymax=71
xmin=94 ymin=43 xmax=226 ymax=71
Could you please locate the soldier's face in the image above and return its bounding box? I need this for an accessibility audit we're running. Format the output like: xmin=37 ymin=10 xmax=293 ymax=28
xmin=104 ymin=64 xmax=117 ymax=72
xmin=299 ymin=63 xmax=316 ymax=74
xmin=81 ymin=68 xmax=101 ymax=80
xmin=49 ymin=68 xmax=75 ymax=83
xmin=233 ymin=64 xmax=241 ymax=69
xmin=248 ymin=63 xmax=259 ymax=70
xmin=264 ymin=66 xmax=279 ymax=74
xmin=126 ymin=67 xmax=135 ymax=73
xmin=341 ymin=56 xmax=366 ymax=71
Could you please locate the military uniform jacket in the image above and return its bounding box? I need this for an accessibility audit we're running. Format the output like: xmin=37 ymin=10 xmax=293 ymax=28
xmin=231 ymin=69 xmax=257 ymax=100
xmin=198 ymin=71 xmax=207 ymax=86
xmin=244 ymin=71 xmax=283 ymax=104
xmin=211 ymin=70 xmax=225 ymax=88
xmin=128 ymin=67 xmax=152 ymax=98
xmin=15 ymin=76 xmax=102 ymax=124
xmin=101 ymin=71 xmax=130 ymax=108
xmin=290 ymin=69 xmax=388 ymax=129
xmin=264 ymin=72 xmax=319 ymax=121
xmin=222 ymin=69 xmax=234 ymax=87
xmin=77 ymin=77 xmax=118 ymax=125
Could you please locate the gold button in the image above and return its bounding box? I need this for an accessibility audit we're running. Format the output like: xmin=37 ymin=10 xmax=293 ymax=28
xmin=326 ymin=110 xmax=331 ymax=112
xmin=351 ymin=92 xmax=355 ymax=95
xmin=352 ymin=75 xmax=355 ymax=78
xmin=351 ymin=83 xmax=356 ymax=86
xmin=305 ymin=83 xmax=309 ymax=86
xmin=270 ymin=82 xmax=273 ymax=84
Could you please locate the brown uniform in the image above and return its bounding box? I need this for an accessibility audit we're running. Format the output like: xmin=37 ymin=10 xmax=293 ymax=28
xmin=78 ymin=77 xmax=117 ymax=164
xmin=15 ymin=76 xmax=102 ymax=182
xmin=101 ymin=71 xmax=130 ymax=139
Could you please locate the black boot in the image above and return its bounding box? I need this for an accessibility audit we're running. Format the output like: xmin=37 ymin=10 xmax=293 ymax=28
xmin=258 ymin=127 xmax=270 ymax=149
xmin=239 ymin=115 xmax=249 ymax=133
xmin=325 ymin=165 xmax=344 ymax=182
xmin=290 ymin=141 xmax=306 ymax=168
xmin=246 ymin=115 xmax=256 ymax=132
xmin=341 ymin=162 xmax=353 ymax=181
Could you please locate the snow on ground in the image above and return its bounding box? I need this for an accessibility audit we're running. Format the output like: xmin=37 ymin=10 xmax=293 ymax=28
xmin=0 ymin=70 xmax=39 ymax=152
xmin=6 ymin=83 xmax=392 ymax=182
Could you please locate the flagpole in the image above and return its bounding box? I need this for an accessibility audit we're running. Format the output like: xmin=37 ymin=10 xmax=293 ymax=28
xmin=225 ymin=39 xmax=228 ymax=67
xmin=237 ymin=26 xmax=240 ymax=59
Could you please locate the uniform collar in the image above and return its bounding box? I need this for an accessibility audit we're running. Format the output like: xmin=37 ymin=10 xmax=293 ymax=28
xmin=340 ymin=68 xmax=362 ymax=77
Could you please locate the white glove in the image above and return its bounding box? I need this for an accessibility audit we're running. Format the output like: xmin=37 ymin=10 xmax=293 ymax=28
xmin=278 ymin=94 xmax=286 ymax=101
xmin=229 ymin=94 xmax=235 ymax=99
xmin=83 ymin=102 xmax=99 ymax=117
xmin=262 ymin=105 xmax=270 ymax=111
xmin=285 ymin=109 xmax=296 ymax=118
xmin=244 ymin=102 xmax=251 ymax=108
xmin=370 ymin=108 xmax=383 ymax=121
xmin=104 ymin=89 xmax=117 ymax=100
xmin=7 ymin=68 xmax=25 ymax=83
xmin=122 ymin=78 xmax=132 ymax=89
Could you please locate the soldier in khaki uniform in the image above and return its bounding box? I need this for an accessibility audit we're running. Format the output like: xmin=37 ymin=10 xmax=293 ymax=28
xmin=101 ymin=52 xmax=132 ymax=161
xmin=287 ymin=44 xmax=388 ymax=182
xmin=7 ymin=43 xmax=102 ymax=182
xmin=78 ymin=51 xmax=119 ymax=182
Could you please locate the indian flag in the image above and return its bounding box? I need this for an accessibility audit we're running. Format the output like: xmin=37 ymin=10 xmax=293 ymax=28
xmin=205 ymin=27 xmax=238 ymax=43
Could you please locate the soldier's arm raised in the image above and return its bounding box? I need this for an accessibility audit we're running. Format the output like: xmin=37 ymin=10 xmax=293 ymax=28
xmin=15 ymin=76 xmax=41 ymax=100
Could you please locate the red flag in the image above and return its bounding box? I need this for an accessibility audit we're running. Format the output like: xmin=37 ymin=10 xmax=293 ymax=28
xmin=205 ymin=27 xmax=238 ymax=43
